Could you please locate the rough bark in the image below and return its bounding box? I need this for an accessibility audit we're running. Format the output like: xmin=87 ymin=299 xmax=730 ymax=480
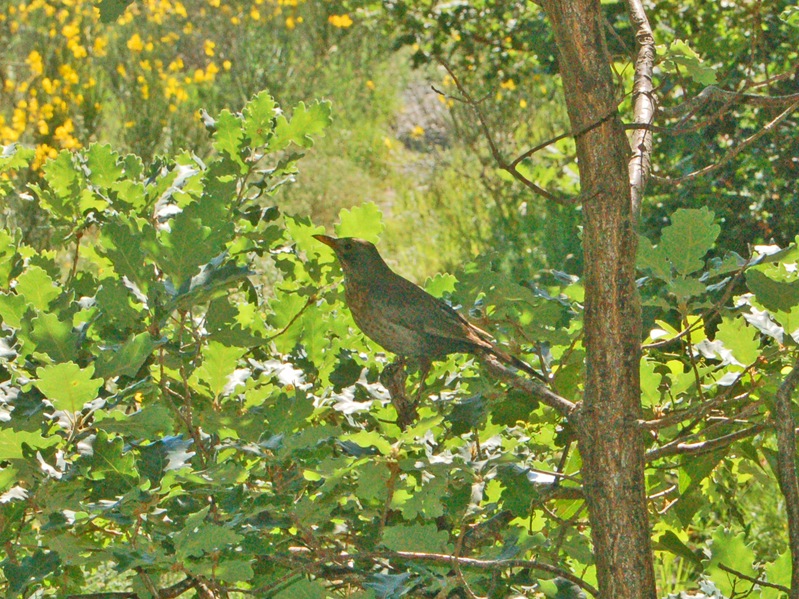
xmin=540 ymin=1 xmax=656 ymax=597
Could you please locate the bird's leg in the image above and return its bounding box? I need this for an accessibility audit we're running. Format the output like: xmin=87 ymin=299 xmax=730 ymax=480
xmin=380 ymin=357 xmax=417 ymax=430
xmin=416 ymin=358 xmax=432 ymax=402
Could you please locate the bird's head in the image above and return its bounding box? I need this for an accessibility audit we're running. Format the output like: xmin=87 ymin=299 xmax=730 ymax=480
xmin=313 ymin=235 xmax=389 ymax=281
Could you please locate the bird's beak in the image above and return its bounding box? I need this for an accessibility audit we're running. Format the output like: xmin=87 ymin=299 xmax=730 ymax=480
xmin=313 ymin=234 xmax=337 ymax=249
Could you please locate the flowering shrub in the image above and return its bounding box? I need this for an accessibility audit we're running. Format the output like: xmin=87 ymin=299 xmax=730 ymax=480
xmin=0 ymin=0 xmax=358 ymax=165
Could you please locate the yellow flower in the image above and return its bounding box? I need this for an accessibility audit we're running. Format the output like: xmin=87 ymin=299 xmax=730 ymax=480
xmin=519 ymin=99 xmax=528 ymax=109
xmin=285 ymin=16 xmax=295 ymax=29
xmin=68 ymin=40 xmax=87 ymax=59
xmin=38 ymin=120 xmax=49 ymax=135
xmin=500 ymin=79 xmax=516 ymax=91
xmin=410 ymin=125 xmax=425 ymax=138
xmin=127 ymin=33 xmax=144 ymax=52
xmin=117 ymin=64 xmax=127 ymax=77
xmin=204 ymin=40 xmax=215 ymax=56
xmin=27 ymin=50 xmax=44 ymax=76
xmin=222 ymin=60 xmax=231 ymax=71
xmin=58 ymin=64 xmax=79 ymax=86
xmin=328 ymin=14 xmax=353 ymax=28
xmin=250 ymin=7 xmax=260 ymax=20
xmin=32 ymin=144 xmax=58 ymax=170
xmin=366 ymin=80 xmax=375 ymax=90
xmin=92 ymin=35 xmax=108 ymax=57
xmin=208 ymin=0 xmax=220 ymax=6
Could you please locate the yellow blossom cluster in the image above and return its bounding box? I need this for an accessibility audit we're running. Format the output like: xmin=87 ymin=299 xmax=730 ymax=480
xmin=1 ymin=0 xmax=360 ymax=169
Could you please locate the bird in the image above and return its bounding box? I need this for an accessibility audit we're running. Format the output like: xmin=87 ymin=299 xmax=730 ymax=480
xmin=313 ymin=235 xmax=546 ymax=382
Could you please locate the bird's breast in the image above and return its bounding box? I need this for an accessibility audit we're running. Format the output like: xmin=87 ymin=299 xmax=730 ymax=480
xmin=344 ymin=280 xmax=429 ymax=357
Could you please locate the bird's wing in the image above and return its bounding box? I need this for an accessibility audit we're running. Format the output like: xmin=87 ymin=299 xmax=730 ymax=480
xmin=374 ymin=273 xmax=493 ymax=348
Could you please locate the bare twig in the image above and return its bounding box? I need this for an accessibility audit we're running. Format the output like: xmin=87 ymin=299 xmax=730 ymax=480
xmin=661 ymin=85 xmax=799 ymax=118
xmin=434 ymin=57 xmax=578 ymax=206
xmin=645 ymin=422 xmax=767 ymax=461
xmin=772 ymin=355 xmax=799 ymax=597
xmin=718 ymin=563 xmax=791 ymax=594
xmin=654 ymin=100 xmax=799 ymax=184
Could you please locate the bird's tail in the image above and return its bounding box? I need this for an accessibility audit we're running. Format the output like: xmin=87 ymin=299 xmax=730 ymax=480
xmin=484 ymin=346 xmax=548 ymax=382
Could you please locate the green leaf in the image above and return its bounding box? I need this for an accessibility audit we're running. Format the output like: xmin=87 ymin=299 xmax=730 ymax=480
xmin=0 ymin=292 xmax=28 ymax=328
xmin=94 ymin=333 xmax=163 ymax=379
xmin=654 ymin=530 xmax=702 ymax=567
xmin=660 ymin=208 xmax=720 ymax=275
xmin=194 ymin=341 xmax=246 ymax=397
xmin=335 ymin=202 xmax=385 ymax=242
xmin=87 ymin=143 xmax=123 ymax=188
xmin=212 ymin=109 xmax=246 ymax=171
xmin=3 ymin=550 xmax=61 ymax=595
xmin=80 ymin=430 xmax=138 ymax=481
xmin=341 ymin=430 xmax=393 ymax=455
xmin=274 ymin=578 xmax=328 ymax=599
xmin=382 ymin=523 xmax=451 ymax=553
xmin=35 ymin=362 xmax=103 ymax=412
xmin=661 ymin=39 xmax=717 ymax=85
xmin=16 ymin=266 xmax=60 ymax=310
xmin=100 ymin=217 xmax=150 ymax=286
xmin=424 ymin=272 xmax=458 ymax=297
xmin=159 ymin=197 xmax=235 ymax=285
xmin=762 ymin=550 xmax=792 ymax=599
xmin=96 ymin=404 xmax=174 ymax=438
xmin=174 ymin=507 xmax=242 ymax=558
xmin=746 ymin=269 xmax=799 ymax=312
xmin=97 ymin=0 xmax=134 ymax=22
xmin=637 ymin=235 xmax=671 ymax=281
xmin=40 ymin=150 xmax=82 ymax=219
xmin=356 ymin=462 xmax=390 ymax=502
xmin=271 ymin=100 xmax=332 ymax=150
xmin=0 ymin=143 xmax=35 ymax=172
xmin=399 ymin=477 xmax=446 ymax=520
xmin=0 ymin=228 xmax=19 ymax=286
xmin=242 ymin=91 xmax=277 ymax=146
xmin=714 ymin=317 xmax=758 ymax=366
xmin=29 ymin=312 xmax=78 ymax=362
xmin=0 ymin=429 xmax=60 ymax=459
xmin=640 ymin=358 xmax=661 ymax=408
xmin=705 ymin=529 xmax=756 ymax=596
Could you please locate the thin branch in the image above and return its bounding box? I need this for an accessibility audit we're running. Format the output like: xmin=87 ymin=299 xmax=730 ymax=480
xmin=645 ymin=423 xmax=767 ymax=461
xmin=718 ymin=563 xmax=791 ymax=594
xmin=661 ymin=85 xmax=799 ymax=118
xmin=772 ymin=355 xmax=799 ymax=597
xmin=508 ymin=109 xmax=617 ymax=169
xmin=479 ymin=352 xmax=577 ymax=418
xmin=626 ymin=0 xmax=657 ymax=218
xmin=355 ymin=550 xmax=599 ymax=597
xmin=434 ymin=57 xmax=578 ymax=206
xmin=653 ymin=100 xmax=799 ymax=184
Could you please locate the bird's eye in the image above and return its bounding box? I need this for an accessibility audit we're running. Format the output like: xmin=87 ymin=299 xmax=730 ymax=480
xmin=343 ymin=242 xmax=352 ymax=251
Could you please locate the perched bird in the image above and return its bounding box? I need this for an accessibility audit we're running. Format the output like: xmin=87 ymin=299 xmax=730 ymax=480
xmin=314 ymin=235 xmax=546 ymax=382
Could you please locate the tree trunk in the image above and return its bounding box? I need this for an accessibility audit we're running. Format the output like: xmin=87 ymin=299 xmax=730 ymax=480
xmin=541 ymin=1 xmax=656 ymax=597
